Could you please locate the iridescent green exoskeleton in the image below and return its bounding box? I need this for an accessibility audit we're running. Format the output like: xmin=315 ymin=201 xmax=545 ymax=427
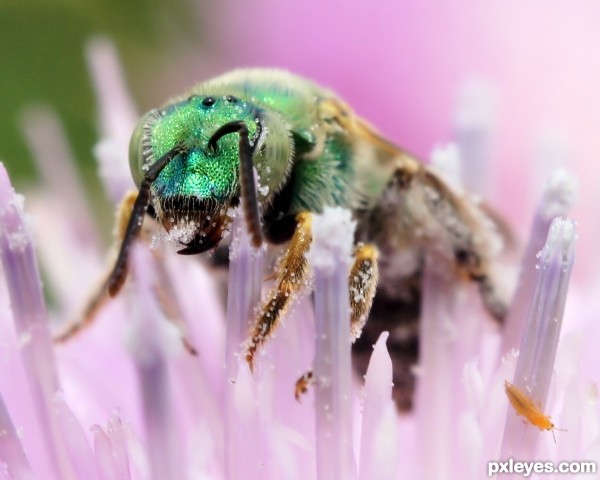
xmin=65 ymin=69 xmax=511 ymax=411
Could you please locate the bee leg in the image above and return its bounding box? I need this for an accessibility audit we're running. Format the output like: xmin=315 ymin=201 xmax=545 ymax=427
xmin=55 ymin=146 xmax=193 ymax=348
xmin=452 ymin=244 xmax=507 ymax=323
xmin=419 ymin=170 xmax=509 ymax=322
xmin=149 ymin=258 xmax=198 ymax=356
xmin=53 ymin=280 xmax=110 ymax=343
xmin=349 ymin=244 xmax=379 ymax=340
xmin=475 ymin=275 xmax=507 ymax=322
xmin=55 ymin=188 xmax=197 ymax=355
xmin=106 ymin=147 xmax=181 ymax=296
xmin=208 ymin=120 xmax=263 ymax=249
xmin=245 ymin=212 xmax=313 ymax=370
xmin=294 ymin=371 xmax=314 ymax=401
xmin=294 ymin=243 xmax=379 ymax=400
xmin=54 ymin=189 xmax=138 ymax=343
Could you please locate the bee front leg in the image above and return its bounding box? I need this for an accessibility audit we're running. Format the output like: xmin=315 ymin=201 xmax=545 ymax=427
xmin=245 ymin=212 xmax=313 ymax=370
xmin=55 ymin=188 xmax=198 ymax=355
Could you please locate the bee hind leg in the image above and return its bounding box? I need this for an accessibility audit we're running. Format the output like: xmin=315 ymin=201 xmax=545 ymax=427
xmin=294 ymin=370 xmax=314 ymax=401
xmin=419 ymin=169 xmax=509 ymax=322
xmin=294 ymin=242 xmax=379 ymax=400
xmin=349 ymin=244 xmax=379 ymax=340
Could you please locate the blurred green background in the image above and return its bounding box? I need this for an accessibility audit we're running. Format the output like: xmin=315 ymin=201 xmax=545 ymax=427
xmin=0 ymin=0 xmax=207 ymax=190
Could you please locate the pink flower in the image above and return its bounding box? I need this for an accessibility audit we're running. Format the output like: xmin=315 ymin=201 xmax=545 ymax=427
xmin=0 ymin=16 xmax=598 ymax=478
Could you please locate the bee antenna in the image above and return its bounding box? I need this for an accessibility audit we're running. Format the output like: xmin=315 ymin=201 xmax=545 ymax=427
xmin=107 ymin=147 xmax=181 ymax=296
xmin=208 ymin=121 xmax=263 ymax=248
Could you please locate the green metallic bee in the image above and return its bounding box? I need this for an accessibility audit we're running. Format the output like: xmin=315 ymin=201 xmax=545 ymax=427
xmin=61 ymin=69 xmax=509 ymax=410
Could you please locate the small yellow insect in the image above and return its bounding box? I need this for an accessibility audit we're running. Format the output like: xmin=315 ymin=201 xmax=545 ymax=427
xmin=504 ymin=380 xmax=564 ymax=442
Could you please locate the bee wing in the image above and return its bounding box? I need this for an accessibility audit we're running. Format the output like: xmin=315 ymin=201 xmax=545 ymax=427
xmin=341 ymin=100 xmax=513 ymax=248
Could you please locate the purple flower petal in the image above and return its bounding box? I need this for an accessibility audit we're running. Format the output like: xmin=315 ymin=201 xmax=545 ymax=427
xmin=307 ymin=207 xmax=357 ymax=480
xmin=414 ymin=257 xmax=458 ymax=480
xmin=0 ymin=163 xmax=78 ymax=480
xmin=0 ymin=393 xmax=35 ymax=480
xmin=224 ymin=210 xmax=265 ymax=478
xmin=501 ymin=217 xmax=576 ymax=458
xmin=127 ymin=245 xmax=183 ymax=480
xmin=502 ymin=169 xmax=577 ymax=355
xmin=52 ymin=394 xmax=100 ymax=480
xmin=359 ymin=332 xmax=399 ymax=480
xmin=86 ymin=37 xmax=137 ymax=203
xmin=92 ymin=416 xmax=132 ymax=480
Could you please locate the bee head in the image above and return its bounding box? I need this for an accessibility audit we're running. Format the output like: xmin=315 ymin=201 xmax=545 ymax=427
xmin=128 ymin=93 xmax=292 ymax=253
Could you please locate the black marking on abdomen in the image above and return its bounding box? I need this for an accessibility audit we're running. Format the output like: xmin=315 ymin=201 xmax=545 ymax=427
xmin=352 ymin=278 xmax=421 ymax=412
